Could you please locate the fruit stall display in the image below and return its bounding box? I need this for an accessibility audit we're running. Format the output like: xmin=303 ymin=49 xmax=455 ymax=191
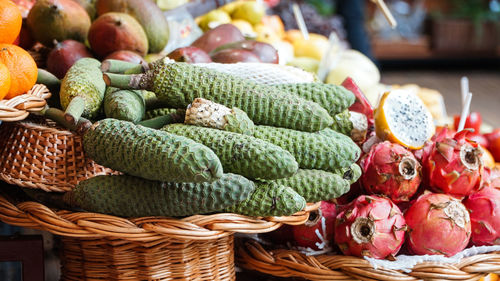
xmin=0 ymin=0 xmax=499 ymax=280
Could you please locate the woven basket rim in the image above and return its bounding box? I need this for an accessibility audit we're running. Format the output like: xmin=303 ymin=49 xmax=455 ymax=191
xmin=0 ymin=84 xmax=51 ymax=122
xmin=0 ymin=194 xmax=320 ymax=241
xmin=236 ymin=239 xmax=500 ymax=281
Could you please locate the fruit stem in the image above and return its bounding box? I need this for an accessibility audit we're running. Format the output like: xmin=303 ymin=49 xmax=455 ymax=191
xmin=101 ymin=59 xmax=142 ymax=74
xmin=124 ymin=63 xmax=148 ymax=74
xmin=64 ymin=96 xmax=86 ymax=126
xmin=44 ymin=107 xmax=91 ymax=135
xmin=138 ymin=113 xmax=184 ymax=129
xmin=103 ymin=73 xmax=143 ymax=90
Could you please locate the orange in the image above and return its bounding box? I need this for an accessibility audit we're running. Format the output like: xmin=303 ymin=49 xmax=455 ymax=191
xmin=0 ymin=43 xmax=37 ymax=99
xmin=0 ymin=0 xmax=22 ymax=44
xmin=0 ymin=62 xmax=11 ymax=100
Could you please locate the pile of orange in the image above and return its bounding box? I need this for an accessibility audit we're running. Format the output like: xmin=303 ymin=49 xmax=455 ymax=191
xmin=0 ymin=0 xmax=37 ymax=100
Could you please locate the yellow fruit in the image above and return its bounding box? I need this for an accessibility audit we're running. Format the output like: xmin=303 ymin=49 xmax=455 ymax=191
xmin=232 ymin=1 xmax=265 ymax=25
xmin=480 ymin=274 xmax=499 ymax=281
xmin=254 ymin=24 xmax=281 ymax=44
xmin=480 ymin=146 xmax=496 ymax=169
xmin=286 ymin=57 xmax=320 ymax=73
xmin=270 ymin=40 xmax=294 ymax=64
xmin=261 ymin=15 xmax=285 ymax=38
xmin=374 ymin=90 xmax=435 ymax=149
xmin=292 ymin=33 xmax=329 ymax=60
xmin=0 ymin=62 xmax=11 ymax=100
xmin=231 ymin=19 xmax=256 ymax=37
xmin=198 ymin=10 xmax=231 ymax=31
xmin=221 ymin=1 xmax=243 ymax=14
xmin=326 ymin=50 xmax=380 ymax=94
xmin=284 ymin=29 xmax=303 ymax=43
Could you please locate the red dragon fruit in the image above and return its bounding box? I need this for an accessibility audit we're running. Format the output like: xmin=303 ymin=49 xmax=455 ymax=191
xmin=342 ymin=77 xmax=374 ymax=123
xmin=405 ymin=192 xmax=471 ymax=256
xmin=464 ymin=187 xmax=500 ymax=246
xmin=334 ymin=195 xmax=407 ymax=259
xmin=360 ymin=141 xmax=422 ymax=203
xmin=422 ymin=129 xmax=483 ymax=199
xmin=264 ymin=201 xmax=337 ymax=252
xmin=290 ymin=201 xmax=337 ymax=251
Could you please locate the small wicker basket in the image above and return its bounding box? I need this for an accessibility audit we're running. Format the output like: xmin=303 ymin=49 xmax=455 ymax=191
xmin=0 ymin=117 xmax=116 ymax=192
xmin=0 ymin=194 xmax=319 ymax=280
xmin=0 ymin=84 xmax=50 ymax=122
xmin=236 ymin=239 xmax=500 ymax=281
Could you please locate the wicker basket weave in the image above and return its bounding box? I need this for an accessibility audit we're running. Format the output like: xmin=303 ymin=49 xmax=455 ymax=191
xmin=0 ymin=84 xmax=50 ymax=122
xmin=236 ymin=240 xmax=500 ymax=281
xmin=0 ymin=193 xmax=320 ymax=280
xmin=0 ymin=117 xmax=116 ymax=192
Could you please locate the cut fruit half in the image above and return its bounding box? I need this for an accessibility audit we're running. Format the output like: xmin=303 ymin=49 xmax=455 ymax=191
xmin=374 ymin=90 xmax=435 ymax=149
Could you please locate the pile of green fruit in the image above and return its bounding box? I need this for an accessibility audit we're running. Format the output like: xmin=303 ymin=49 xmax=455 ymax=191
xmin=41 ymin=54 xmax=363 ymax=219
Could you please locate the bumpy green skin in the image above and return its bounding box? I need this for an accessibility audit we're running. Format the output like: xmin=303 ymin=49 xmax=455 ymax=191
xmin=270 ymin=169 xmax=350 ymax=202
xmin=335 ymin=163 xmax=362 ymax=185
xmin=330 ymin=110 xmax=353 ymax=136
xmin=140 ymin=62 xmax=333 ymax=132
xmin=60 ymin=58 xmax=106 ymax=119
xmin=272 ymin=83 xmax=355 ymax=116
xmin=162 ymin=124 xmax=298 ymax=180
xmin=66 ymin=174 xmax=254 ymax=217
xmin=224 ymin=107 xmax=254 ymax=135
xmin=83 ymin=119 xmax=223 ymax=183
xmin=225 ymin=182 xmax=306 ymax=217
xmin=103 ymin=87 xmax=145 ymax=123
xmin=253 ymin=126 xmax=360 ymax=172
xmin=145 ymin=107 xmax=182 ymax=120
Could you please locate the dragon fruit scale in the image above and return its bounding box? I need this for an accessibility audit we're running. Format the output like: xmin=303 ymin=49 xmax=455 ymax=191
xmin=334 ymin=195 xmax=407 ymax=259
xmin=422 ymin=129 xmax=483 ymax=199
xmin=405 ymin=192 xmax=471 ymax=256
xmin=361 ymin=141 xmax=422 ymax=203
xmin=464 ymin=187 xmax=500 ymax=246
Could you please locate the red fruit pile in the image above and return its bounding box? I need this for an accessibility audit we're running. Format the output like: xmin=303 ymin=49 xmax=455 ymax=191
xmin=263 ymin=79 xmax=500 ymax=261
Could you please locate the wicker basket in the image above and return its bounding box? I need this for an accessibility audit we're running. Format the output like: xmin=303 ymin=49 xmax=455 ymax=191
xmin=236 ymin=240 xmax=500 ymax=281
xmin=0 ymin=84 xmax=51 ymax=122
xmin=0 ymin=193 xmax=319 ymax=280
xmin=0 ymin=117 xmax=116 ymax=192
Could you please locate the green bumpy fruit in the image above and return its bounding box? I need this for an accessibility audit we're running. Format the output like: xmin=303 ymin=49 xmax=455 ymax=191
xmin=60 ymin=58 xmax=106 ymax=119
xmin=223 ymin=107 xmax=255 ymax=135
xmin=65 ymin=174 xmax=254 ymax=217
xmin=103 ymin=87 xmax=145 ymax=123
xmin=270 ymin=169 xmax=351 ymax=202
xmin=83 ymin=119 xmax=223 ymax=183
xmin=145 ymin=107 xmax=180 ymax=120
xmin=273 ymin=83 xmax=355 ymax=116
xmin=162 ymin=124 xmax=298 ymax=180
xmin=253 ymin=126 xmax=360 ymax=172
xmin=140 ymin=62 xmax=333 ymax=132
xmin=225 ymin=182 xmax=306 ymax=217
xmin=335 ymin=163 xmax=362 ymax=185
xmin=330 ymin=110 xmax=353 ymax=136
